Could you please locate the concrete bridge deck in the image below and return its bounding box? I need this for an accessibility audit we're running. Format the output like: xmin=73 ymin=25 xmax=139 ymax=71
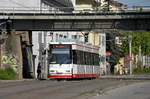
xmin=0 ymin=10 xmax=150 ymax=31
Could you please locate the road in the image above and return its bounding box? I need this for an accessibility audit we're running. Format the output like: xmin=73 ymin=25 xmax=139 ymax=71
xmin=0 ymin=79 xmax=147 ymax=99
xmin=92 ymin=81 xmax=150 ymax=99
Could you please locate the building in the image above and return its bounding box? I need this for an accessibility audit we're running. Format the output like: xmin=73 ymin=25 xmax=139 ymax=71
xmin=0 ymin=0 xmax=73 ymax=13
xmin=41 ymin=0 xmax=73 ymax=12
xmin=72 ymin=0 xmax=100 ymax=12
xmin=0 ymin=0 xmax=74 ymax=79
xmin=109 ymin=0 xmax=127 ymax=12
xmin=100 ymin=0 xmax=127 ymax=12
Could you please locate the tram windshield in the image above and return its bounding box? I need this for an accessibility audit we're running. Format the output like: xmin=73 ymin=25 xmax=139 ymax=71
xmin=50 ymin=48 xmax=72 ymax=64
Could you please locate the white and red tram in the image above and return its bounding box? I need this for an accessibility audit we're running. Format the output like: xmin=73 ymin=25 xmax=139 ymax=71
xmin=48 ymin=42 xmax=100 ymax=79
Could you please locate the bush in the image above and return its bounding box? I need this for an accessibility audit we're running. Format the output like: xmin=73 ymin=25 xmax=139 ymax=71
xmin=133 ymin=67 xmax=150 ymax=75
xmin=0 ymin=68 xmax=16 ymax=80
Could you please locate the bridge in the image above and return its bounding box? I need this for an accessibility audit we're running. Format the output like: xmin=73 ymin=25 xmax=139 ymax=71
xmin=0 ymin=8 xmax=150 ymax=31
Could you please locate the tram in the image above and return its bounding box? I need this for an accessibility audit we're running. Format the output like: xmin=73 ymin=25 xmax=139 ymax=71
xmin=48 ymin=42 xmax=100 ymax=79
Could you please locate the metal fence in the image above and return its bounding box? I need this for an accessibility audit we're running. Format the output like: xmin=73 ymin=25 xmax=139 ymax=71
xmin=143 ymin=56 xmax=150 ymax=68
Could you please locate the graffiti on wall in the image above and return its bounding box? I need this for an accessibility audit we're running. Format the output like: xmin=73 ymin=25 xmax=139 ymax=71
xmin=1 ymin=54 xmax=18 ymax=72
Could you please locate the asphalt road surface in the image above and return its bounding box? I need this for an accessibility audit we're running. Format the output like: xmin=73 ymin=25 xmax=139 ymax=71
xmin=92 ymin=81 xmax=150 ymax=99
xmin=0 ymin=79 xmax=147 ymax=99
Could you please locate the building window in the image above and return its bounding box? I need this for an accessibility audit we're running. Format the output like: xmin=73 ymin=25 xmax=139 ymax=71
xmin=64 ymin=35 xmax=67 ymax=38
xmin=59 ymin=34 xmax=63 ymax=38
xmin=72 ymin=35 xmax=77 ymax=39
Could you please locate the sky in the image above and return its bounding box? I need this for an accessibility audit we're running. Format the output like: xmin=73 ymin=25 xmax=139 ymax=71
xmin=118 ymin=0 xmax=150 ymax=7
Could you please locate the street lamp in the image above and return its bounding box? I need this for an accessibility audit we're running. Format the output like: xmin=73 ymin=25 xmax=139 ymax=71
xmin=128 ymin=35 xmax=132 ymax=75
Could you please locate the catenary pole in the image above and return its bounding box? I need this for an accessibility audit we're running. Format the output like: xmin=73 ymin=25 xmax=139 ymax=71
xmin=129 ymin=35 xmax=132 ymax=75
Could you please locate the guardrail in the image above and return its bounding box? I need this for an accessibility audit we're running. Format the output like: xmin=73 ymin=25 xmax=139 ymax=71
xmin=0 ymin=6 xmax=150 ymax=14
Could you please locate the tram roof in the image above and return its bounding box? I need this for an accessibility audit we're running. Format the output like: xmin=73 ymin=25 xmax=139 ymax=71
xmin=49 ymin=42 xmax=99 ymax=50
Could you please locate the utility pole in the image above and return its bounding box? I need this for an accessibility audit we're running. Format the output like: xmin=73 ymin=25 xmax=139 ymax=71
xmin=107 ymin=0 xmax=110 ymax=11
xmin=128 ymin=35 xmax=132 ymax=75
xmin=43 ymin=31 xmax=47 ymax=79
xmin=138 ymin=45 xmax=142 ymax=67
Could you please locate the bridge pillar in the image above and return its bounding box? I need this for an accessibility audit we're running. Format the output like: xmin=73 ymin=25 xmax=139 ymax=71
xmin=0 ymin=29 xmax=23 ymax=79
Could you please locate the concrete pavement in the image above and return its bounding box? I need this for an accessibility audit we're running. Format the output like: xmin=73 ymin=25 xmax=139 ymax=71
xmin=91 ymin=81 xmax=150 ymax=99
xmin=100 ymin=75 xmax=150 ymax=80
xmin=0 ymin=75 xmax=150 ymax=82
xmin=0 ymin=79 xmax=35 ymax=83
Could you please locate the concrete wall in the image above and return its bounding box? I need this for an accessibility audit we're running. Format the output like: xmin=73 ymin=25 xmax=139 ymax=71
xmin=0 ymin=31 xmax=23 ymax=79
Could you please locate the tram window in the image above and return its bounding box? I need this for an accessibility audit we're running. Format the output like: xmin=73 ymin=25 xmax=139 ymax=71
xmin=78 ymin=51 xmax=82 ymax=64
xmin=77 ymin=51 xmax=79 ymax=64
xmin=82 ymin=51 xmax=85 ymax=65
xmin=83 ymin=52 xmax=86 ymax=65
xmin=86 ymin=52 xmax=88 ymax=65
xmin=96 ymin=55 xmax=100 ymax=65
xmin=94 ymin=54 xmax=97 ymax=65
xmin=49 ymin=48 xmax=71 ymax=64
xmin=77 ymin=51 xmax=81 ymax=64
xmin=92 ymin=53 xmax=94 ymax=65
xmin=87 ymin=52 xmax=90 ymax=65
xmin=88 ymin=53 xmax=90 ymax=65
xmin=93 ymin=54 xmax=95 ymax=65
xmin=73 ymin=50 xmax=77 ymax=64
xmin=90 ymin=53 xmax=93 ymax=65
xmin=86 ymin=52 xmax=89 ymax=65
xmin=80 ymin=51 xmax=84 ymax=65
xmin=94 ymin=54 xmax=99 ymax=66
xmin=85 ymin=52 xmax=88 ymax=65
xmin=50 ymin=53 xmax=71 ymax=64
xmin=96 ymin=54 xmax=99 ymax=65
xmin=91 ymin=54 xmax=93 ymax=65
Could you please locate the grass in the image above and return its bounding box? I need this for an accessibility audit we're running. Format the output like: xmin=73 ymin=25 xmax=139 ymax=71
xmin=0 ymin=68 xmax=16 ymax=80
xmin=133 ymin=67 xmax=150 ymax=75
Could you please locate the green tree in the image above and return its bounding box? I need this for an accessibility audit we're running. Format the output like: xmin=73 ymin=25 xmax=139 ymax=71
xmin=106 ymin=33 xmax=123 ymax=73
xmin=121 ymin=32 xmax=150 ymax=56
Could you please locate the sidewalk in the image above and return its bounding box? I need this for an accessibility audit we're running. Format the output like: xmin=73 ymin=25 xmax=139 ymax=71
xmin=0 ymin=79 xmax=35 ymax=83
xmin=100 ymin=75 xmax=150 ymax=80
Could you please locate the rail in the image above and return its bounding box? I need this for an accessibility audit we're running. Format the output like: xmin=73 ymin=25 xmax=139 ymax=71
xmin=0 ymin=6 xmax=150 ymax=15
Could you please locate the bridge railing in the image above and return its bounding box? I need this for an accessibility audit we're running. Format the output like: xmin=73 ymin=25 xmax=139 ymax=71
xmin=0 ymin=6 xmax=150 ymax=15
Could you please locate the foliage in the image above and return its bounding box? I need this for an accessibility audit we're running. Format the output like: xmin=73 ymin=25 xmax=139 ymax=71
xmin=0 ymin=67 xmax=16 ymax=80
xmin=133 ymin=67 xmax=150 ymax=75
xmin=106 ymin=32 xmax=150 ymax=73
xmin=121 ymin=32 xmax=150 ymax=56
xmin=106 ymin=33 xmax=123 ymax=68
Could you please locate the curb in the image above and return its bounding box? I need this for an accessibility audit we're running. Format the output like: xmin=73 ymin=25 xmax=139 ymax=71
xmin=100 ymin=75 xmax=150 ymax=80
